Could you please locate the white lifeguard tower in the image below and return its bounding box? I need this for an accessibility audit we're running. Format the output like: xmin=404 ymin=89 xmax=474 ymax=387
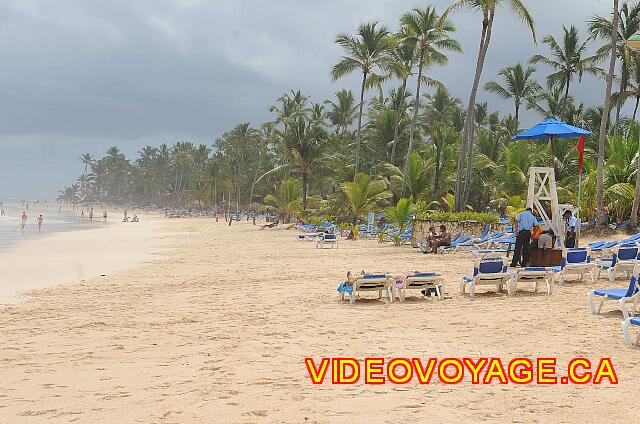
xmin=526 ymin=167 xmax=567 ymax=248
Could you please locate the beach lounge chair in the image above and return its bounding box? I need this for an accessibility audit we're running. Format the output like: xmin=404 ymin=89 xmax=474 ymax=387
xmin=441 ymin=235 xmax=472 ymax=253
xmin=509 ymin=267 xmax=559 ymax=296
xmin=589 ymin=265 xmax=640 ymax=319
xmin=338 ymin=273 xmax=393 ymax=304
xmin=395 ymin=272 xmax=445 ymax=302
xmin=622 ymin=316 xmax=640 ymax=347
xmin=557 ymin=248 xmax=597 ymax=285
xmin=460 ymin=257 xmax=511 ymax=299
xmin=590 ymin=240 xmax=618 ymax=254
xmin=316 ymin=233 xmax=339 ymax=248
xmin=596 ymin=244 xmax=639 ymax=282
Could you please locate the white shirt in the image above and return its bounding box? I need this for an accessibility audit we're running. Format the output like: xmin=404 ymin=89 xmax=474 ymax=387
xmin=567 ymin=215 xmax=577 ymax=231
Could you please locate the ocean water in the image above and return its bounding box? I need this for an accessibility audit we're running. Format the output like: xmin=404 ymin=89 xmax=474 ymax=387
xmin=0 ymin=201 xmax=101 ymax=252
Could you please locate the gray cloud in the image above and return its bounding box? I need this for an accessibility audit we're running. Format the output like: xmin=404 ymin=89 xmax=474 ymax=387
xmin=0 ymin=0 xmax=619 ymax=198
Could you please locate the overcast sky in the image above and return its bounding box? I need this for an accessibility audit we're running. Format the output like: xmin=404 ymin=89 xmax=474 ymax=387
xmin=0 ymin=0 xmax=621 ymax=199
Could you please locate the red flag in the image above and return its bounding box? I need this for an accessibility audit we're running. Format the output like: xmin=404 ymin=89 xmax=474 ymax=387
xmin=577 ymin=136 xmax=585 ymax=174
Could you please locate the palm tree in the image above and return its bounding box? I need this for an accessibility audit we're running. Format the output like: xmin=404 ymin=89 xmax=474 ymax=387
xmin=284 ymin=118 xmax=329 ymax=210
xmin=588 ymin=1 xmax=640 ymax=133
xmin=269 ymin=90 xmax=309 ymax=130
xmin=263 ymin=179 xmax=302 ymax=224
xmin=443 ymin=0 xmax=536 ymax=212
xmin=527 ymin=83 xmax=573 ymax=119
xmin=597 ymin=0 xmax=620 ymax=227
xmin=615 ymin=55 xmax=640 ymax=121
xmin=400 ymin=6 xmax=461 ymax=195
xmin=324 ymin=89 xmax=358 ymax=135
xmin=384 ymin=198 xmax=415 ymax=245
xmin=341 ymin=173 xmax=390 ymax=222
xmin=386 ymin=40 xmax=415 ymax=166
xmin=485 ymin=63 xmax=541 ymax=126
xmin=530 ymin=25 xmax=601 ymax=118
xmin=331 ymin=21 xmax=395 ymax=176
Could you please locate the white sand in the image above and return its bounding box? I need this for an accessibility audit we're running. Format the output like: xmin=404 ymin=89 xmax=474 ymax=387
xmin=0 ymin=218 xmax=637 ymax=423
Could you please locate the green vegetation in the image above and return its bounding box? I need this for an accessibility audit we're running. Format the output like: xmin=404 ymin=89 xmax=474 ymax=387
xmin=60 ymin=1 xmax=640 ymax=227
xmin=416 ymin=211 xmax=500 ymax=223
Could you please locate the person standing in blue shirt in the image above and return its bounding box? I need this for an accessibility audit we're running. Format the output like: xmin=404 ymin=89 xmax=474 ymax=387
xmin=510 ymin=207 xmax=537 ymax=267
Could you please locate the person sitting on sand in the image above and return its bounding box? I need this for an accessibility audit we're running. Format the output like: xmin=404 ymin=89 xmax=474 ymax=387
xmin=132 ymin=213 xmax=139 ymax=222
xmin=36 ymin=214 xmax=44 ymax=232
xmin=426 ymin=226 xmax=438 ymax=250
xmin=431 ymin=225 xmax=451 ymax=254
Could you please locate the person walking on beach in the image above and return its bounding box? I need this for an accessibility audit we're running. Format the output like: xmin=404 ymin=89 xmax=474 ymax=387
xmin=89 ymin=209 xmax=94 ymax=223
xmin=21 ymin=211 xmax=27 ymax=231
xmin=36 ymin=214 xmax=44 ymax=232
xmin=123 ymin=209 xmax=128 ymax=222
xmin=103 ymin=210 xmax=108 ymax=222
xmin=510 ymin=207 xmax=537 ymax=268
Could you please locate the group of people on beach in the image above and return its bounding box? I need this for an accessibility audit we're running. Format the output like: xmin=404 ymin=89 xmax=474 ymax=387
xmin=423 ymin=225 xmax=452 ymax=254
xmin=510 ymin=207 xmax=577 ymax=268
xmin=19 ymin=211 xmax=44 ymax=232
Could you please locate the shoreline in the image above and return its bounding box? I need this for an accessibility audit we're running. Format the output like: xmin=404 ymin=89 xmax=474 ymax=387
xmin=0 ymin=212 xmax=171 ymax=304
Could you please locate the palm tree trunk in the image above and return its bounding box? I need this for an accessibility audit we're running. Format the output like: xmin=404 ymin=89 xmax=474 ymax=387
xmin=462 ymin=123 xmax=477 ymax=207
xmin=631 ymin=140 xmax=640 ymax=226
xmin=354 ymin=71 xmax=368 ymax=176
xmin=614 ymin=68 xmax=628 ymax=136
xmin=402 ymin=51 xmax=426 ymax=196
xmin=634 ymin=96 xmax=640 ymax=121
xmin=390 ymin=78 xmax=407 ymax=166
xmin=302 ymin=171 xmax=308 ymax=210
xmin=434 ymin=141 xmax=442 ymax=201
xmin=515 ymin=102 xmax=520 ymax=129
xmin=597 ymin=0 xmax=619 ymax=226
xmin=561 ymin=78 xmax=571 ymax=119
xmin=455 ymin=12 xmax=492 ymax=211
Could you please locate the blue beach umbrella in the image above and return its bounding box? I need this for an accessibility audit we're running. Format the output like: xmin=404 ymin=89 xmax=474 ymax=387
xmin=512 ymin=118 xmax=592 ymax=141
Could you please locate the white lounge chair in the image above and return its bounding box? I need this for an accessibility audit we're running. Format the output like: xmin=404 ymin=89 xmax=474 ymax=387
xmin=589 ymin=264 xmax=640 ymax=319
xmin=557 ymin=248 xmax=597 ymax=285
xmin=395 ymin=272 xmax=445 ymax=302
xmin=622 ymin=316 xmax=640 ymax=347
xmin=596 ymin=244 xmax=639 ymax=282
xmin=338 ymin=273 xmax=393 ymax=304
xmin=316 ymin=233 xmax=339 ymax=248
xmin=509 ymin=267 xmax=559 ymax=296
xmin=460 ymin=257 xmax=511 ymax=299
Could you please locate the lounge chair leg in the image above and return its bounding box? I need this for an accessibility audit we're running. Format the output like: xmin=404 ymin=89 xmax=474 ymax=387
xmin=349 ymin=291 xmax=355 ymax=304
xmin=588 ymin=292 xmax=597 ymax=314
xmin=470 ymin=284 xmax=475 ymax=300
xmin=620 ymin=299 xmax=630 ymax=319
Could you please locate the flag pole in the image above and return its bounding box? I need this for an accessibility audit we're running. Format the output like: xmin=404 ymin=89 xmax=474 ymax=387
xmin=577 ymin=168 xmax=582 ymax=247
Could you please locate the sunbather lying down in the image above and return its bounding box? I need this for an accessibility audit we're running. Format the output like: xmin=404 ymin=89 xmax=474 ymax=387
xmin=260 ymin=220 xmax=279 ymax=230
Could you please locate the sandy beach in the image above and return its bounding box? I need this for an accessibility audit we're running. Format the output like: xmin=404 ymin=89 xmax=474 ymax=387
xmin=0 ymin=218 xmax=635 ymax=423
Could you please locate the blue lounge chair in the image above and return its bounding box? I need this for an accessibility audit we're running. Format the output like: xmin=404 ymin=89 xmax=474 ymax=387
xmin=557 ymin=248 xmax=597 ymax=285
xmin=589 ymin=265 xmax=640 ymax=319
xmin=596 ymin=244 xmax=639 ymax=282
xmin=460 ymin=257 xmax=511 ymax=299
xmin=590 ymin=241 xmax=618 ymax=254
xmin=622 ymin=316 xmax=640 ymax=347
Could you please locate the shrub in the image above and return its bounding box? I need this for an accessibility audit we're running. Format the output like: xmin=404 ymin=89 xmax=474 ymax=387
xmin=415 ymin=211 xmax=499 ymax=223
